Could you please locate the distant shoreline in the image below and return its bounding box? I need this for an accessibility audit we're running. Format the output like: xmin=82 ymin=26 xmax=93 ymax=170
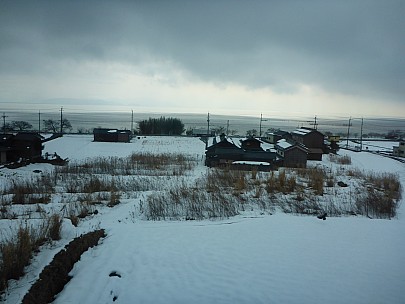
xmin=2 ymin=109 xmax=404 ymax=135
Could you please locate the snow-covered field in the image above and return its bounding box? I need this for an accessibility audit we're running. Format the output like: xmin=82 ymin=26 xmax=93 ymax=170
xmin=345 ymin=139 xmax=400 ymax=153
xmin=2 ymin=135 xmax=405 ymax=304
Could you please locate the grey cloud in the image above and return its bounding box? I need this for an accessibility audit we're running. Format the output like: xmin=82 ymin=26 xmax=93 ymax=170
xmin=0 ymin=0 xmax=404 ymax=102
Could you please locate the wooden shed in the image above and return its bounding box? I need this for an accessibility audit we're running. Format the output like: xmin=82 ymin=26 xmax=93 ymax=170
xmin=93 ymin=128 xmax=132 ymax=143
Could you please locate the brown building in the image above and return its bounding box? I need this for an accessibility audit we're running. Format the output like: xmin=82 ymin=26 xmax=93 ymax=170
xmin=275 ymin=139 xmax=308 ymax=168
xmin=291 ymin=127 xmax=325 ymax=161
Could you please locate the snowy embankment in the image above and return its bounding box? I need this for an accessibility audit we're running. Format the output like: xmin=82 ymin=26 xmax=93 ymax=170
xmin=2 ymin=135 xmax=405 ymax=304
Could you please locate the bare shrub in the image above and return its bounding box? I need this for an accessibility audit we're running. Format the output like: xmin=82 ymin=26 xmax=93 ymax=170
xmin=347 ymin=168 xmax=364 ymax=178
xmin=145 ymin=184 xmax=238 ymax=221
xmin=47 ymin=214 xmax=63 ymax=241
xmin=329 ymin=154 xmax=351 ymax=165
xmin=56 ymin=153 xmax=196 ymax=176
xmin=62 ymin=201 xmax=96 ymax=223
xmin=0 ymin=222 xmax=50 ymax=292
xmin=279 ymin=196 xmax=322 ymax=214
xmin=366 ymin=173 xmax=402 ymax=202
xmin=82 ymin=176 xmax=116 ymax=193
xmin=6 ymin=177 xmax=54 ymax=205
xmin=107 ymin=191 xmax=121 ymax=207
xmin=307 ymin=168 xmax=325 ymax=195
xmin=285 ymin=175 xmax=297 ymax=193
xmin=69 ymin=214 xmax=79 ymax=227
xmin=277 ymin=170 xmax=286 ymax=191
xmin=266 ymin=172 xmax=276 ymax=194
xmin=356 ymin=188 xmax=399 ymax=219
xmin=251 ymin=169 xmax=257 ymax=180
xmin=234 ymin=175 xmax=246 ymax=192
xmin=253 ymin=186 xmax=263 ymax=199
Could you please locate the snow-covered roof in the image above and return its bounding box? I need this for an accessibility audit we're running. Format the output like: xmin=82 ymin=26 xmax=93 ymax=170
xmin=260 ymin=141 xmax=274 ymax=151
xmin=276 ymin=139 xmax=293 ymax=149
xmin=292 ymin=128 xmax=312 ymax=135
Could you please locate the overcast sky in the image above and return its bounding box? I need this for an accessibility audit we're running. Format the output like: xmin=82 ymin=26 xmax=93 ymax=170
xmin=1 ymin=0 xmax=404 ymax=118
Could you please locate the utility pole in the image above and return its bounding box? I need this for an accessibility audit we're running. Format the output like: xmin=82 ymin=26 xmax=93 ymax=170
xmin=38 ymin=110 xmax=41 ymax=133
xmin=308 ymin=116 xmax=318 ymax=129
xmin=60 ymin=107 xmax=63 ymax=134
xmin=226 ymin=120 xmax=229 ymax=136
xmin=131 ymin=110 xmax=134 ymax=133
xmin=346 ymin=117 xmax=352 ymax=148
xmin=360 ymin=117 xmax=364 ymax=151
xmin=2 ymin=112 xmax=8 ymax=134
xmin=206 ymin=112 xmax=210 ymax=148
xmin=207 ymin=112 xmax=210 ymax=135
xmin=259 ymin=113 xmax=267 ymax=138
xmin=313 ymin=116 xmax=318 ymax=130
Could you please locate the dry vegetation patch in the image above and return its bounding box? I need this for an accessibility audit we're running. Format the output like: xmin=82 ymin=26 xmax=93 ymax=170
xmin=0 ymin=214 xmax=63 ymax=293
xmin=0 ymin=150 xmax=402 ymax=293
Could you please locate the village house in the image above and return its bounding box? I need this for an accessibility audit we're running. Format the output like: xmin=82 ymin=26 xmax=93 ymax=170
xmin=264 ymin=130 xmax=292 ymax=144
xmin=205 ymin=135 xmax=243 ymax=167
xmin=205 ymin=135 xmax=277 ymax=170
xmin=93 ymin=128 xmax=132 ymax=143
xmin=291 ymin=127 xmax=325 ymax=161
xmin=0 ymin=132 xmax=44 ymax=164
xmin=275 ymin=139 xmax=308 ymax=168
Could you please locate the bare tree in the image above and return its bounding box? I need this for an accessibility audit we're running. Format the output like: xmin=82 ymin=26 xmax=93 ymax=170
xmin=11 ymin=120 xmax=33 ymax=131
xmin=212 ymin=126 xmax=226 ymax=135
xmin=246 ymin=129 xmax=258 ymax=137
xmin=43 ymin=119 xmax=72 ymax=133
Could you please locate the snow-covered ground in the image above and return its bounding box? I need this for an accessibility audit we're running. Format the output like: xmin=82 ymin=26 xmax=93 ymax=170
xmin=2 ymin=135 xmax=405 ymax=304
xmin=344 ymin=139 xmax=400 ymax=153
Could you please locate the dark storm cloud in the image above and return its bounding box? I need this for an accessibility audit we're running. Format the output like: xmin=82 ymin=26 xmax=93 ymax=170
xmin=1 ymin=0 xmax=404 ymax=102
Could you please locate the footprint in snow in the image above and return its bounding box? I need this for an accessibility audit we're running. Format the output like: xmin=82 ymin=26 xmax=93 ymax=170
xmin=109 ymin=271 xmax=122 ymax=278
xmin=109 ymin=271 xmax=122 ymax=302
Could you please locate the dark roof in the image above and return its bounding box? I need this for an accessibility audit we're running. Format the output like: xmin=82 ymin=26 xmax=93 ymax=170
xmin=206 ymin=138 xmax=239 ymax=150
xmin=241 ymin=137 xmax=262 ymax=144
xmin=292 ymin=128 xmax=324 ymax=136
xmin=13 ymin=132 xmax=44 ymax=141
